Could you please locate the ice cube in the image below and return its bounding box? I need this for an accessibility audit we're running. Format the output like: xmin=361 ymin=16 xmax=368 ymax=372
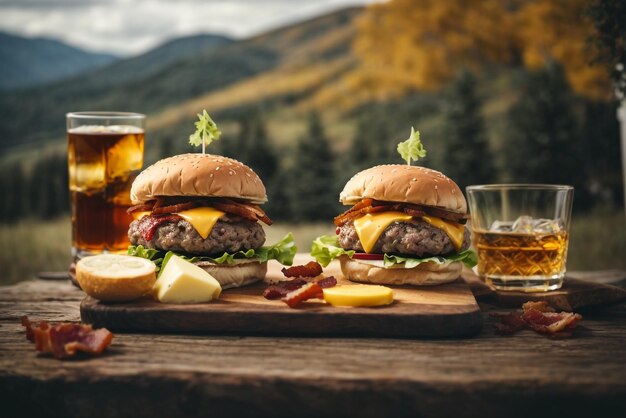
xmin=106 ymin=133 xmax=143 ymax=181
xmin=510 ymin=216 xmax=562 ymax=233
xmin=511 ymin=215 xmax=535 ymax=233
xmin=72 ymin=162 xmax=106 ymax=193
xmin=533 ymin=218 xmax=563 ymax=233
xmin=489 ymin=220 xmax=514 ymax=232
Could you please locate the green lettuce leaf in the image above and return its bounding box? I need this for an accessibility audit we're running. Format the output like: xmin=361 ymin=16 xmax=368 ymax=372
xmin=128 ymin=232 xmax=297 ymax=274
xmin=127 ymin=245 xmax=165 ymax=270
xmin=310 ymin=235 xmax=355 ymax=267
xmin=310 ymin=235 xmax=477 ymax=268
xmin=383 ymin=249 xmax=477 ymax=269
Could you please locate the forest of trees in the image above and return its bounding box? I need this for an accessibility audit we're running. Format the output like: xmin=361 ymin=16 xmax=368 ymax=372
xmin=0 ymin=60 xmax=621 ymax=224
xmin=0 ymin=0 xmax=622 ymax=224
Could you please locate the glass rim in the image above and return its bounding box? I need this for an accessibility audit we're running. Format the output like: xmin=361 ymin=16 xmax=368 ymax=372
xmin=66 ymin=111 xmax=145 ymax=120
xmin=466 ymin=184 xmax=574 ymax=192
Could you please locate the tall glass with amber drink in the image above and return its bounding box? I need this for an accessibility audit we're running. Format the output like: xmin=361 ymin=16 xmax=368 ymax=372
xmin=466 ymin=185 xmax=574 ymax=292
xmin=67 ymin=112 xmax=145 ymax=260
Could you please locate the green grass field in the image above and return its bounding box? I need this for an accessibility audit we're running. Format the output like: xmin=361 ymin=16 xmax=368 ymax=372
xmin=1 ymin=209 xmax=624 ymax=286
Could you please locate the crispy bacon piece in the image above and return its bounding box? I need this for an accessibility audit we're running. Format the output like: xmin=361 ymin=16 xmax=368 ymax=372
xmin=127 ymin=202 xmax=155 ymax=214
xmin=263 ymin=278 xmax=308 ymax=300
xmin=282 ymin=282 xmax=324 ymax=308
xmin=263 ymin=275 xmax=337 ymax=301
xmin=128 ymin=197 xmax=272 ymax=225
xmin=213 ymin=199 xmax=273 ymax=225
xmin=491 ymin=301 xmax=582 ymax=337
xmin=334 ymin=199 xmax=468 ymax=226
xmin=151 ymin=201 xmax=200 ymax=215
xmin=316 ymin=275 xmax=337 ymax=289
xmin=281 ymin=261 xmax=323 ymax=278
xmin=21 ymin=316 xmax=113 ymax=359
xmin=138 ymin=214 xmax=182 ymax=241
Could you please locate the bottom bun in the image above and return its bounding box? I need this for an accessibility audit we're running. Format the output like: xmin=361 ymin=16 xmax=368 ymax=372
xmin=194 ymin=261 xmax=267 ymax=289
xmin=339 ymin=256 xmax=462 ymax=286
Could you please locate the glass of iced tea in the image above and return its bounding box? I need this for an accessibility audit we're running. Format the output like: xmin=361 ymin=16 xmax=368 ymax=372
xmin=466 ymin=184 xmax=574 ymax=292
xmin=67 ymin=112 xmax=145 ymax=261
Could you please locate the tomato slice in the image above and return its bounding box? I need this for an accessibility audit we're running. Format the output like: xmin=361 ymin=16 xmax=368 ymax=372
xmin=352 ymin=253 xmax=384 ymax=261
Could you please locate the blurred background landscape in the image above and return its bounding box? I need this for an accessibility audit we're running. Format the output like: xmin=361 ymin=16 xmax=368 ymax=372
xmin=0 ymin=0 xmax=625 ymax=283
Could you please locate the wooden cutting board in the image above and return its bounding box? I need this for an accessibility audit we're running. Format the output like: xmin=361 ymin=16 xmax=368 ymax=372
xmin=463 ymin=268 xmax=626 ymax=311
xmin=80 ymin=254 xmax=482 ymax=338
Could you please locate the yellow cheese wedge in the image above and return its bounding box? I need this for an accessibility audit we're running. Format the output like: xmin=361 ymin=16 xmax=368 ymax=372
xmin=175 ymin=207 xmax=226 ymax=239
xmin=153 ymin=254 xmax=222 ymax=304
xmin=76 ymin=254 xmax=156 ymax=302
xmin=421 ymin=215 xmax=465 ymax=251
xmin=323 ymin=284 xmax=394 ymax=307
xmin=353 ymin=211 xmax=413 ymax=253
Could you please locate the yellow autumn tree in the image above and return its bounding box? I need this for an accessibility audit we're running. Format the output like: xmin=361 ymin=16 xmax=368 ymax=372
xmin=349 ymin=0 xmax=612 ymax=101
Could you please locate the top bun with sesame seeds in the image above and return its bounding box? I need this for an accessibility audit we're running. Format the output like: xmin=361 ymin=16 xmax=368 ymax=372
xmin=130 ymin=153 xmax=267 ymax=205
xmin=339 ymin=164 xmax=466 ymax=213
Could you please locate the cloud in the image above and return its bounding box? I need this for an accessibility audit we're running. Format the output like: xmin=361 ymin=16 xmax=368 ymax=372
xmin=0 ymin=0 xmax=373 ymax=55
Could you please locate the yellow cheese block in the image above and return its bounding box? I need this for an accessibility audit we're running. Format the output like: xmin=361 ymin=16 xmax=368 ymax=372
xmin=421 ymin=215 xmax=465 ymax=251
xmin=153 ymin=254 xmax=222 ymax=304
xmin=323 ymin=284 xmax=394 ymax=307
xmin=175 ymin=207 xmax=226 ymax=239
xmin=353 ymin=211 xmax=413 ymax=253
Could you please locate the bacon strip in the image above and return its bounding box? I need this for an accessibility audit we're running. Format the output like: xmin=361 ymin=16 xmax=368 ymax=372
xmin=129 ymin=197 xmax=273 ymax=225
xmin=282 ymin=282 xmax=324 ymax=308
xmin=334 ymin=199 xmax=468 ymax=226
xmin=281 ymin=261 xmax=323 ymax=278
xmin=151 ymin=201 xmax=200 ymax=215
xmin=491 ymin=301 xmax=582 ymax=337
xmin=212 ymin=199 xmax=273 ymax=225
xmin=127 ymin=202 xmax=155 ymax=214
xmin=21 ymin=316 xmax=113 ymax=359
xmin=138 ymin=214 xmax=182 ymax=241
xmin=263 ymin=278 xmax=308 ymax=300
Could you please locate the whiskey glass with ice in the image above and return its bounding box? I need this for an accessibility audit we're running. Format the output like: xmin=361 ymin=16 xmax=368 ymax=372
xmin=466 ymin=184 xmax=574 ymax=292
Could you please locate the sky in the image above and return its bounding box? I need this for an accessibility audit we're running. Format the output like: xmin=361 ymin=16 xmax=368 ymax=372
xmin=0 ymin=0 xmax=374 ymax=56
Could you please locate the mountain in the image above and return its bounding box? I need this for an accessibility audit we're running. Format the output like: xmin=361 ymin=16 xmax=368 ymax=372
xmin=0 ymin=7 xmax=362 ymax=151
xmin=56 ymin=34 xmax=233 ymax=92
xmin=0 ymin=32 xmax=117 ymax=90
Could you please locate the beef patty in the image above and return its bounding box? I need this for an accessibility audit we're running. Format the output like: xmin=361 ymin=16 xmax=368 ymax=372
xmin=337 ymin=220 xmax=470 ymax=257
xmin=129 ymin=216 xmax=265 ymax=255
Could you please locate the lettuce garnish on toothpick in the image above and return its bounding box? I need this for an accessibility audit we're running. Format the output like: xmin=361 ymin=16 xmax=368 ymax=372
xmin=397 ymin=127 xmax=426 ymax=165
xmin=189 ymin=109 xmax=222 ymax=154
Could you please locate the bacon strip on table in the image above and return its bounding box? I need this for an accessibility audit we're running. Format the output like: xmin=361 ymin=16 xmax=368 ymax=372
xmin=21 ymin=316 xmax=113 ymax=359
xmin=491 ymin=301 xmax=582 ymax=337
xmin=281 ymin=261 xmax=323 ymax=278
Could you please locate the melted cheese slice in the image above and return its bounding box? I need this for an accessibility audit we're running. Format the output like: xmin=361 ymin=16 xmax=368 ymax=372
xmin=132 ymin=211 xmax=151 ymax=220
xmin=352 ymin=211 xmax=465 ymax=253
xmin=175 ymin=207 xmax=226 ymax=239
xmin=353 ymin=211 xmax=413 ymax=253
xmin=421 ymin=215 xmax=465 ymax=251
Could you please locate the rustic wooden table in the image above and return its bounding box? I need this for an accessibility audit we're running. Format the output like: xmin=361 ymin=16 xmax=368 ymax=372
xmin=2 ymin=269 xmax=626 ymax=418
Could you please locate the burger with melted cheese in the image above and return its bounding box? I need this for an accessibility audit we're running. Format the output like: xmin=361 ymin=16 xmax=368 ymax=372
xmin=312 ymin=165 xmax=476 ymax=286
xmin=127 ymin=153 xmax=295 ymax=289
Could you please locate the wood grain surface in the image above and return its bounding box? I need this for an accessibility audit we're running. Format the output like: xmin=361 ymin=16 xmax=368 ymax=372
xmin=464 ymin=268 xmax=626 ymax=310
xmin=2 ymin=265 xmax=626 ymax=418
xmin=80 ymin=256 xmax=482 ymax=337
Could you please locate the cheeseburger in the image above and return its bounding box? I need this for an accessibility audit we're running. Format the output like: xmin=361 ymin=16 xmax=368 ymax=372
xmin=127 ymin=153 xmax=294 ymax=289
xmin=313 ymin=164 xmax=476 ymax=285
